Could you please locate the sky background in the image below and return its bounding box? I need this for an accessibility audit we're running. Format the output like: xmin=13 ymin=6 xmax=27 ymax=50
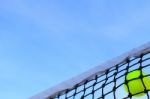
xmin=0 ymin=0 xmax=150 ymax=99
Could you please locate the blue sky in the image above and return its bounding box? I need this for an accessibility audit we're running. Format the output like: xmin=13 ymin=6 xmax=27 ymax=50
xmin=0 ymin=0 xmax=150 ymax=99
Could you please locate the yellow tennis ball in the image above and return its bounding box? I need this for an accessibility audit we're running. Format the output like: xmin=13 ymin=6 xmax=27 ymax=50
xmin=124 ymin=70 xmax=150 ymax=97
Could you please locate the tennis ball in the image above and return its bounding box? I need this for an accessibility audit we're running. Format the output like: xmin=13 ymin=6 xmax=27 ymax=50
xmin=124 ymin=70 xmax=150 ymax=97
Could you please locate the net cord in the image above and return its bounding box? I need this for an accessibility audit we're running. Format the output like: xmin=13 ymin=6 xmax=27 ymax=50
xmin=30 ymin=42 xmax=150 ymax=99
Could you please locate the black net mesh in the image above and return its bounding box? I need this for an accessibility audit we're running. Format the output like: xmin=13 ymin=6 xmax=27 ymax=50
xmin=50 ymin=52 xmax=150 ymax=99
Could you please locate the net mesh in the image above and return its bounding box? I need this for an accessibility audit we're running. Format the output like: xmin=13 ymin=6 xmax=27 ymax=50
xmin=50 ymin=52 xmax=150 ymax=99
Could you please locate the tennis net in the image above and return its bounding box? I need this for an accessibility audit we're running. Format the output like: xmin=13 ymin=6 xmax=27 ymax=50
xmin=30 ymin=42 xmax=150 ymax=99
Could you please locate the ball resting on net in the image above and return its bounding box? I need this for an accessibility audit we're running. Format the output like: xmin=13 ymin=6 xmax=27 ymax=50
xmin=124 ymin=70 xmax=150 ymax=97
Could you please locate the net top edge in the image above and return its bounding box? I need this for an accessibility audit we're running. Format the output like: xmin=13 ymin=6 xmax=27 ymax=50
xmin=30 ymin=41 xmax=150 ymax=99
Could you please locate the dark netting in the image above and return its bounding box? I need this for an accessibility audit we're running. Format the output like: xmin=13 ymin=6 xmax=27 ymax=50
xmin=50 ymin=52 xmax=150 ymax=99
